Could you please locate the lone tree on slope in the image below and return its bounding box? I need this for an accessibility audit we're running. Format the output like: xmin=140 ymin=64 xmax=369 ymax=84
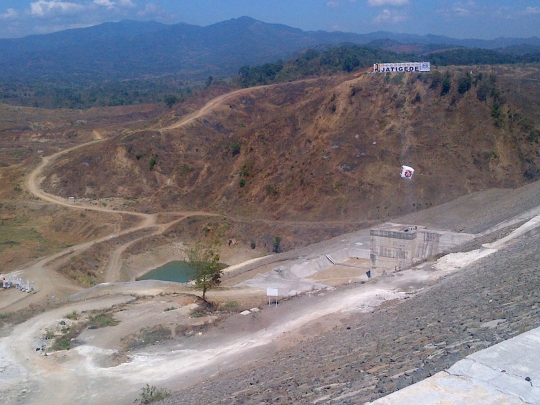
xmin=184 ymin=243 xmax=222 ymax=301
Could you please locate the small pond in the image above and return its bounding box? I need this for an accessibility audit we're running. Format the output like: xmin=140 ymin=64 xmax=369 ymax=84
xmin=137 ymin=261 xmax=196 ymax=283
xmin=137 ymin=261 xmax=229 ymax=283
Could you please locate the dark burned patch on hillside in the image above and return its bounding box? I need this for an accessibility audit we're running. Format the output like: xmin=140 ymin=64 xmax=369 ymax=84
xmin=39 ymin=67 xmax=540 ymax=225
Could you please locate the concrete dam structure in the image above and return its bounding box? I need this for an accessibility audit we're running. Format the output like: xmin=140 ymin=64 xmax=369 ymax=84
xmin=370 ymin=223 xmax=475 ymax=275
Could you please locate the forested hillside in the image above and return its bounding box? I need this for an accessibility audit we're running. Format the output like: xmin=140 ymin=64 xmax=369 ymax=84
xmin=1 ymin=18 xmax=540 ymax=109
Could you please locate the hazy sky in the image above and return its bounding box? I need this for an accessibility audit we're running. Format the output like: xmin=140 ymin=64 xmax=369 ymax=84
xmin=1 ymin=0 xmax=539 ymax=40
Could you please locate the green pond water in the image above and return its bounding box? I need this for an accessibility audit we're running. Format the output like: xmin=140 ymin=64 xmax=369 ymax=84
xmin=138 ymin=261 xmax=196 ymax=283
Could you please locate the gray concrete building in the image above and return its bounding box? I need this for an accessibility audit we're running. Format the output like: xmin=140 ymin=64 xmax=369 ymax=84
xmin=370 ymin=223 xmax=474 ymax=274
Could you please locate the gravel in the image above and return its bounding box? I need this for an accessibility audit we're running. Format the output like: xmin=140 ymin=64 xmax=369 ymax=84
xmin=160 ymin=181 xmax=540 ymax=404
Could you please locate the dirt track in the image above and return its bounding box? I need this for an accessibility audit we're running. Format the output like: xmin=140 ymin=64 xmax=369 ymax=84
xmin=1 ymin=91 xmax=234 ymax=312
xmin=2 ymin=84 xmax=540 ymax=405
xmin=164 ymin=228 xmax=540 ymax=405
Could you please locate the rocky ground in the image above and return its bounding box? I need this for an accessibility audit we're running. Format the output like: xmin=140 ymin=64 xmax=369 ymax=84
xmin=161 ymin=228 xmax=540 ymax=405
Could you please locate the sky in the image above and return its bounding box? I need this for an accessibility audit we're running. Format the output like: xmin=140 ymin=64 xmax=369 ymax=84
xmin=0 ymin=0 xmax=539 ymax=40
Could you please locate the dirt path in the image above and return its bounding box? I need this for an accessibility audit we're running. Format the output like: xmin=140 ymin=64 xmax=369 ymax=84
xmin=11 ymin=87 xmax=256 ymax=307
xmin=6 ymin=82 xmax=540 ymax=405
xmin=164 ymin=87 xmax=262 ymax=130
xmin=1 ymin=241 xmax=521 ymax=405
xmin=0 ymin=263 xmax=455 ymax=404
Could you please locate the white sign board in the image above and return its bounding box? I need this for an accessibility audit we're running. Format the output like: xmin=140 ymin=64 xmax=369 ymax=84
xmin=374 ymin=62 xmax=430 ymax=73
xmin=400 ymin=165 xmax=415 ymax=179
xmin=267 ymin=287 xmax=279 ymax=297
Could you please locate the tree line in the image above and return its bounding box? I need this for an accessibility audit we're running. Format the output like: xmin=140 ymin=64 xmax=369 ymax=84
xmin=237 ymin=45 xmax=540 ymax=87
xmin=2 ymin=43 xmax=539 ymax=109
xmin=0 ymin=77 xmax=195 ymax=109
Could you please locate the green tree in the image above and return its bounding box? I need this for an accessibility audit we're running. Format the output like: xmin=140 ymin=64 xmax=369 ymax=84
xmin=149 ymin=154 xmax=158 ymax=171
xmin=441 ymin=78 xmax=451 ymax=96
xmin=273 ymin=236 xmax=282 ymax=253
xmin=164 ymin=95 xmax=178 ymax=108
xmin=457 ymin=76 xmax=472 ymax=94
xmin=184 ymin=243 xmax=222 ymax=300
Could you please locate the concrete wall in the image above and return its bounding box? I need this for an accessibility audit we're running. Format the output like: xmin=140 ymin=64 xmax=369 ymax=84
xmin=371 ymin=224 xmax=474 ymax=273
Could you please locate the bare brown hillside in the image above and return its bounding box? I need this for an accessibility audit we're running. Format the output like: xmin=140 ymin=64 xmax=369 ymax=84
xmin=41 ymin=66 xmax=540 ymax=224
xmin=0 ymin=103 xmax=160 ymax=272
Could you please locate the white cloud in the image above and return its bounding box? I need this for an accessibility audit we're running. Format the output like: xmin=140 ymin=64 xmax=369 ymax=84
xmin=373 ymin=8 xmax=407 ymax=23
xmin=1 ymin=8 xmax=18 ymax=19
xmin=326 ymin=1 xmax=340 ymax=7
xmin=94 ymin=0 xmax=115 ymax=7
xmin=523 ymin=7 xmax=540 ymax=15
xmin=436 ymin=1 xmax=477 ymax=18
xmin=368 ymin=0 xmax=409 ymax=7
xmin=118 ymin=0 xmax=135 ymax=6
xmin=138 ymin=2 xmax=160 ymax=16
xmin=453 ymin=6 xmax=469 ymax=16
xmin=30 ymin=1 xmax=85 ymax=16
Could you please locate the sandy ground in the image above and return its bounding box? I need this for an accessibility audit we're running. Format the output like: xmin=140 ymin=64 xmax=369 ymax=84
xmin=2 ymin=86 xmax=540 ymax=405
xmin=0 ymin=239 xmax=525 ymax=405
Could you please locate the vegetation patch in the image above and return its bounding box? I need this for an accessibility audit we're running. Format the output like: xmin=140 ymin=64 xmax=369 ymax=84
xmin=0 ymin=217 xmax=53 ymax=255
xmin=221 ymin=300 xmax=239 ymax=311
xmin=179 ymin=164 xmax=194 ymax=176
xmin=228 ymin=141 xmax=241 ymax=157
xmin=0 ymin=303 xmax=51 ymax=328
xmin=137 ymin=384 xmax=171 ymax=404
xmin=88 ymin=312 xmax=120 ymax=328
xmin=48 ymin=310 xmax=120 ymax=352
xmin=121 ymin=324 xmax=173 ymax=351
xmin=51 ymin=322 xmax=86 ymax=351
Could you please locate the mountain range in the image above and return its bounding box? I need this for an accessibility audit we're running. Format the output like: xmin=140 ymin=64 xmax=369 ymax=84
xmin=0 ymin=17 xmax=539 ymax=83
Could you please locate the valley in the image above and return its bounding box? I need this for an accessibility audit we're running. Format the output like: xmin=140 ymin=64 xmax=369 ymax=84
xmin=1 ymin=65 xmax=540 ymax=404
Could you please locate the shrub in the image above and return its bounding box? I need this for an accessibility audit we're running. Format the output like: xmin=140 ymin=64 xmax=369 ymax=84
xmin=222 ymin=300 xmax=239 ymax=310
xmin=149 ymin=155 xmax=158 ymax=171
xmin=457 ymin=76 xmax=471 ymax=94
xmin=441 ymin=78 xmax=451 ymax=96
xmin=477 ymin=82 xmax=490 ymax=101
xmin=122 ymin=325 xmax=173 ymax=351
xmin=89 ymin=312 xmax=119 ymax=328
xmin=240 ymin=162 xmax=252 ymax=177
xmin=52 ymin=337 xmax=72 ymax=351
xmin=180 ymin=164 xmax=194 ymax=176
xmin=229 ymin=141 xmax=241 ymax=157
xmin=164 ymin=95 xmax=178 ymax=108
xmin=190 ymin=310 xmax=206 ymax=318
xmin=273 ymin=236 xmax=282 ymax=253
xmin=139 ymin=384 xmax=170 ymax=404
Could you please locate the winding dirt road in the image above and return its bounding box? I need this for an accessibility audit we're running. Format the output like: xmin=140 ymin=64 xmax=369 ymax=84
xmin=3 ymin=82 xmax=540 ymax=405
xmin=164 ymin=85 xmax=271 ymax=130
xmin=4 ymin=87 xmax=252 ymax=312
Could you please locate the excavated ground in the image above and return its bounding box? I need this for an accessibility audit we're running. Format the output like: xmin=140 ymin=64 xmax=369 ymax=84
xmin=161 ymin=231 xmax=540 ymax=405
xmin=160 ymin=183 xmax=540 ymax=405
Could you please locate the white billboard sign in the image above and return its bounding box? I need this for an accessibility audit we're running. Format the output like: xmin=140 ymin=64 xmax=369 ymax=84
xmin=267 ymin=287 xmax=279 ymax=297
xmin=374 ymin=62 xmax=430 ymax=73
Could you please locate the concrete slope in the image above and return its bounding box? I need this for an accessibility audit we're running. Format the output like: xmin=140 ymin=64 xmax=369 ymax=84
xmin=370 ymin=326 xmax=540 ymax=405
